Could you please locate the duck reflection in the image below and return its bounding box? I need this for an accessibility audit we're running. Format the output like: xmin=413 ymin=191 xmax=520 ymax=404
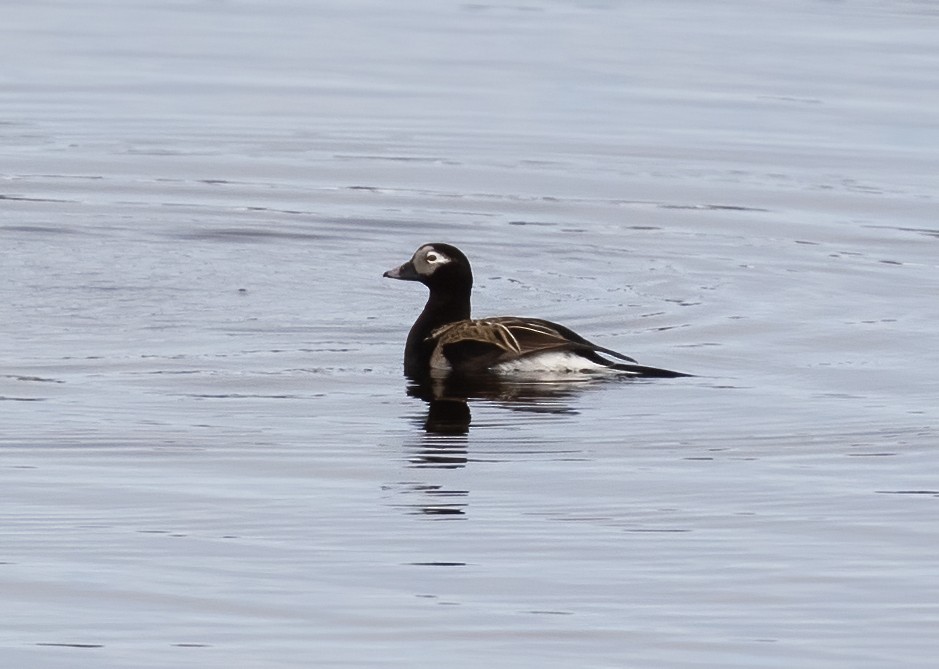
xmin=390 ymin=374 xmax=599 ymax=520
xmin=391 ymin=372 xmax=590 ymax=518
xmin=407 ymin=370 xmax=587 ymax=435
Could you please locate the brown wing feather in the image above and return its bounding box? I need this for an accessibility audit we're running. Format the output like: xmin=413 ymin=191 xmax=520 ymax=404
xmin=428 ymin=317 xmax=611 ymax=371
xmin=483 ymin=317 xmax=584 ymax=354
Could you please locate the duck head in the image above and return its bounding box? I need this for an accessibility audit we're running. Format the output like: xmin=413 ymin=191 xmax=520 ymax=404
xmin=383 ymin=243 xmax=473 ymax=292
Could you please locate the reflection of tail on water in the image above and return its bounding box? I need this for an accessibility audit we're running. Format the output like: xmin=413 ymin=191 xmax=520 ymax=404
xmin=393 ymin=370 xmax=687 ymax=519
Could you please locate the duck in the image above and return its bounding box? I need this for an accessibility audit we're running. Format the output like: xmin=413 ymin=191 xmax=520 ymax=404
xmin=383 ymin=243 xmax=689 ymax=380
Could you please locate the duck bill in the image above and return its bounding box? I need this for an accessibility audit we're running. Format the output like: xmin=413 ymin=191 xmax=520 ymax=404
xmin=383 ymin=261 xmax=420 ymax=281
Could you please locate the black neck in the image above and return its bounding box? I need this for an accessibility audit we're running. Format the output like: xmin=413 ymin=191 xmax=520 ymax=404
xmin=403 ymin=287 xmax=471 ymax=378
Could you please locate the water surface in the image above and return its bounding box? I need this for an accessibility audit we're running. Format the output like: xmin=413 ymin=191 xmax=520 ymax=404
xmin=2 ymin=1 xmax=938 ymax=667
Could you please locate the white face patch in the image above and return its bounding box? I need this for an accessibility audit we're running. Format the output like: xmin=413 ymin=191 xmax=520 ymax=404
xmin=413 ymin=245 xmax=452 ymax=275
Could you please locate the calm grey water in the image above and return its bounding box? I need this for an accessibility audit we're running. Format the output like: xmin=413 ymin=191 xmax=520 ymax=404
xmin=2 ymin=1 xmax=938 ymax=667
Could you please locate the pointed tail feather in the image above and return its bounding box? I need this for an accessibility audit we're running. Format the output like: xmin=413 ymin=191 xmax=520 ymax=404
xmin=609 ymin=362 xmax=692 ymax=378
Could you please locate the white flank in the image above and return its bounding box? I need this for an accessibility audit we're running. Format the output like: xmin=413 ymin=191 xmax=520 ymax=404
xmin=491 ymin=351 xmax=620 ymax=378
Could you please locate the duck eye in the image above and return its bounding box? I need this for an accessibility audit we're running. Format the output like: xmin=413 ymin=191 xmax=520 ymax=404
xmin=426 ymin=252 xmax=439 ymax=263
